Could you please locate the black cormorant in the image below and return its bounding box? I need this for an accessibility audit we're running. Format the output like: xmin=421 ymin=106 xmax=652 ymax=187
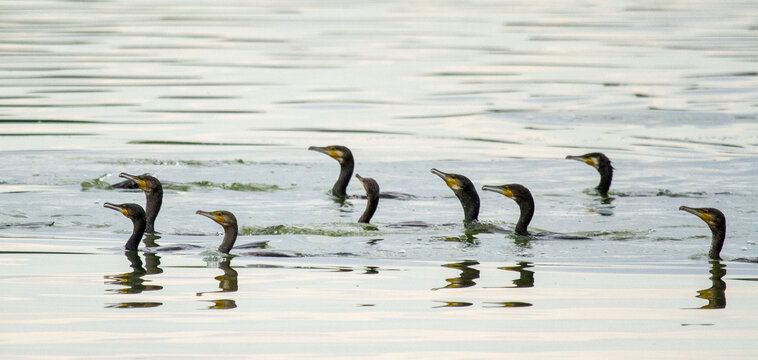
xmin=308 ymin=145 xmax=354 ymax=198
xmin=481 ymin=184 xmax=534 ymax=236
xmin=680 ymin=206 xmax=726 ymax=260
xmin=104 ymin=202 xmax=146 ymax=251
xmin=196 ymin=210 xmax=238 ymax=254
xmin=119 ymin=173 xmax=163 ymax=234
xmin=355 ymin=174 xmax=379 ymax=223
xmin=566 ymin=152 xmax=613 ymax=197
xmin=430 ymin=168 xmax=479 ymax=223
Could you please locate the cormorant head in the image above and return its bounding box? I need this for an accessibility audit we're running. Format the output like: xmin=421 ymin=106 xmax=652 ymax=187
xmin=481 ymin=184 xmax=531 ymax=203
xmin=430 ymin=168 xmax=470 ymax=192
xmin=565 ymin=152 xmax=611 ymax=171
xmin=679 ymin=206 xmax=726 ymax=234
xmin=196 ymin=210 xmax=238 ymax=227
xmin=355 ymin=174 xmax=380 ymax=198
xmin=308 ymin=145 xmax=353 ymax=165
xmin=119 ymin=173 xmax=161 ymax=192
xmin=104 ymin=202 xmax=145 ymax=220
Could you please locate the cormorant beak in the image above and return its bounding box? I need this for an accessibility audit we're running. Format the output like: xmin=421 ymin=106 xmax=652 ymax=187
xmin=355 ymin=173 xmax=367 ymax=189
xmin=104 ymin=202 xmax=129 ymax=217
xmin=430 ymin=168 xmax=458 ymax=190
xmin=196 ymin=210 xmax=227 ymax=226
xmin=679 ymin=206 xmax=712 ymax=224
xmin=482 ymin=185 xmax=513 ymax=199
xmin=566 ymin=155 xmax=598 ymax=169
xmin=119 ymin=172 xmax=147 ymax=191
xmin=308 ymin=146 xmax=341 ymax=161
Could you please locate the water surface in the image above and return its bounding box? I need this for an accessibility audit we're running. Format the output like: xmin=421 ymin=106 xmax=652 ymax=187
xmin=2 ymin=0 xmax=758 ymax=358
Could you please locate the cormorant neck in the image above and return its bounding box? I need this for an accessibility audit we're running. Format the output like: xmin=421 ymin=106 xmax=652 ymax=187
xmin=218 ymin=223 xmax=238 ymax=254
xmin=125 ymin=216 xmax=146 ymax=251
xmin=709 ymin=225 xmax=726 ymax=260
xmin=597 ymin=164 xmax=613 ymax=196
xmin=515 ymin=197 xmax=534 ymax=236
xmin=144 ymin=185 xmax=163 ymax=233
xmin=332 ymin=156 xmax=354 ymax=198
xmin=358 ymin=192 xmax=379 ymax=223
xmin=456 ymin=184 xmax=480 ymax=223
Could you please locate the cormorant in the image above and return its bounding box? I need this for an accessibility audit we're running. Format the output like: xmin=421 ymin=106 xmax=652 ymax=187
xmin=308 ymin=145 xmax=353 ymax=198
xmin=481 ymin=184 xmax=533 ymax=236
xmin=104 ymin=202 xmax=146 ymax=251
xmin=196 ymin=210 xmax=238 ymax=254
xmin=196 ymin=210 xmax=299 ymax=257
xmin=119 ymin=173 xmax=163 ymax=234
xmin=355 ymin=174 xmax=379 ymax=223
xmin=566 ymin=152 xmax=613 ymax=197
xmin=679 ymin=206 xmax=726 ymax=260
xmin=309 ymin=145 xmax=414 ymax=200
xmin=430 ymin=168 xmax=479 ymax=223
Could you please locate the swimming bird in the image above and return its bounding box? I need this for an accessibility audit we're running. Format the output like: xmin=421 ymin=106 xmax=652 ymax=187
xmin=566 ymin=152 xmax=613 ymax=197
xmin=308 ymin=145 xmax=353 ymax=198
xmin=104 ymin=202 xmax=146 ymax=251
xmin=196 ymin=210 xmax=238 ymax=254
xmin=430 ymin=168 xmax=479 ymax=223
xmin=309 ymin=145 xmax=414 ymax=200
xmin=679 ymin=206 xmax=726 ymax=260
xmin=119 ymin=173 xmax=163 ymax=234
xmin=481 ymin=184 xmax=533 ymax=236
xmin=196 ymin=210 xmax=297 ymax=256
xmin=482 ymin=183 xmax=589 ymax=239
xmin=355 ymin=174 xmax=379 ymax=223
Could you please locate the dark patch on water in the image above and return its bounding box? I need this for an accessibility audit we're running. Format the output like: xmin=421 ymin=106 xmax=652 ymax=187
xmin=187 ymin=181 xmax=282 ymax=192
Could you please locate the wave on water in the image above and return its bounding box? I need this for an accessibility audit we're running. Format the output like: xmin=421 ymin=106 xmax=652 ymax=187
xmin=80 ymin=175 xmax=283 ymax=192
xmin=241 ymin=224 xmax=380 ymax=237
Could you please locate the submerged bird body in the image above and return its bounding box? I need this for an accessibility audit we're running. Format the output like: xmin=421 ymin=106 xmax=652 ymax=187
xmin=482 ymin=184 xmax=534 ymax=236
xmin=431 ymin=168 xmax=479 ymax=223
xmin=308 ymin=145 xmax=354 ymax=198
xmin=196 ymin=210 xmax=238 ymax=254
xmin=119 ymin=173 xmax=163 ymax=234
xmin=566 ymin=152 xmax=613 ymax=197
xmin=355 ymin=174 xmax=379 ymax=223
xmin=104 ymin=202 xmax=146 ymax=251
xmin=680 ymin=206 xmax=726 ymax=260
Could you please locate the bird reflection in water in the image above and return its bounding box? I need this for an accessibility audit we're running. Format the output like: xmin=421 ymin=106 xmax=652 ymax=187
xmin=432 ymin=260 xmax=480 ymax=290
xmin=492 ymin=262 xmax=534 ymax=288
xmin=695 ymin=260 xmax=727 ymax=309
xmin=142 ymin=233 xmax=162 ymax=248
xmin=104 ymin=251 xmax=163 ymax=308
xmin=197 ymin=257 xmax=238 ymax=310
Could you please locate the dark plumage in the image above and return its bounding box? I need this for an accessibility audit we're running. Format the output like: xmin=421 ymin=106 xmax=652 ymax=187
xmin=566 ymin=152 xmax=613 ymax=197
xmin=680 ymin=206 xmax=726 ymax=260
xmin=355 ymin=174 xmax=379 ymax=223
xmin=481 ymin=184 xmax=534 ymax=236
xmin=119 ymin=173 xmax=163 ymax=234
xmin=431 ymin=168 xmax=479 ymax=223
xmin=196 ymin=210 xmax=238 ymax=254
xmin=308 ymin=145 xmax=354 ymax=198
xmin=104 ymin=202 xmax=146 ymax=251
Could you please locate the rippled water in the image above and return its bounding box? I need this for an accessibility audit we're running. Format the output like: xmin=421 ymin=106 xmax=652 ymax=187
xmin=2 ymin=0 xmax=758 ymax=358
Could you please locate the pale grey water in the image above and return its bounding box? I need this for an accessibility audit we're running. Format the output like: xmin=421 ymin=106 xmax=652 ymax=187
xmin=2 ymin=0 xmax=758 ymax=358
